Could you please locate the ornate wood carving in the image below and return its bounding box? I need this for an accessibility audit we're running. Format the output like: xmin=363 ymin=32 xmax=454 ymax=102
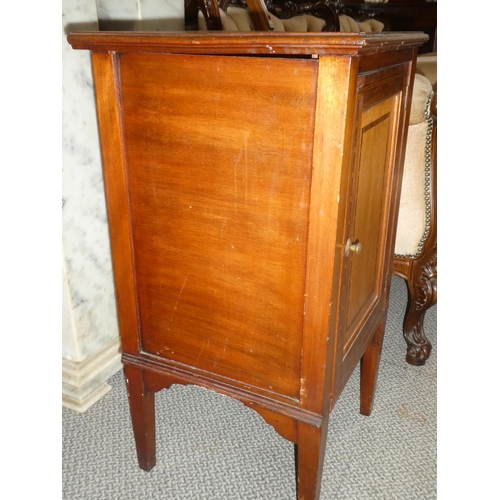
xmin=337 ymin=0 xmax=437 ymax=53
xmin=415 ymin=251 xmax=437 ymax=311
xmin=339 ymin=3 xmax=390 ymax=27
xmin=402 ymin=250 xmax=437 ymax=366
xmin=265 ymin=0 xmax=340 ymax=31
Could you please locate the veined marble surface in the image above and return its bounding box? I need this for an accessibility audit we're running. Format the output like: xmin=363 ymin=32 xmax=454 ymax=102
xmin=97 ymin=0 xmax=185 ymax=31
xmin=62 ymin=0 xmax=186 ymax=363
xmin=62 ymin=0 xmax=119 ymax=362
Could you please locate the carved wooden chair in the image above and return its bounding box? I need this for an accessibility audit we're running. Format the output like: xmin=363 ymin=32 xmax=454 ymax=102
xmin=393 ymin=56 xmax=437 ymax=366
xmin=196 ymin=0 xmax=341 ymax=32
xmin=194 ymin=0 xmax=386 ymax=33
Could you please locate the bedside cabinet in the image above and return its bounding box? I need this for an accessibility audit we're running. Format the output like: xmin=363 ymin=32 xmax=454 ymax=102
xmin=68 ymin=31 xmax=427 ymax=500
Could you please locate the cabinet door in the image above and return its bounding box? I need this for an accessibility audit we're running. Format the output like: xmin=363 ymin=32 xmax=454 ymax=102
xmin=333 ymin=69 xmax=408 ymax=399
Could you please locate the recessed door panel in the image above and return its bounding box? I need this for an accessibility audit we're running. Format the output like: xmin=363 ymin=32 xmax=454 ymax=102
xmin=342 ymin=93 xmax=401 ymax=357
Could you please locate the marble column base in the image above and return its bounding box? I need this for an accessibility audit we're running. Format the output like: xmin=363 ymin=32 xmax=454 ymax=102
xmin=62 ymin=338 xmax=122 ymax=413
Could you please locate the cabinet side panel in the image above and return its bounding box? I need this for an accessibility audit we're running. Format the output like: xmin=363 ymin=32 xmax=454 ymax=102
xmin=118 ymin=53 xmax=318 ymax=399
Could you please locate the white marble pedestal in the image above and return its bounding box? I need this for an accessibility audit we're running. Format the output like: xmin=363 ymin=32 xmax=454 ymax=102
xmin=62 ymin=0 xmax=186 ymax=412
xmin=62 ymin=0 xmax=122 ymax=412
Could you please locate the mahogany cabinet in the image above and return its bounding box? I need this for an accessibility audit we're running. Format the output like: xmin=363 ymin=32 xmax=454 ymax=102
xmin=68 ymin=31 xmax=427 ymax=500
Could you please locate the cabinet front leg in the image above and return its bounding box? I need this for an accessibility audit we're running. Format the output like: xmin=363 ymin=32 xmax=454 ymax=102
xmin=124 ymin=365 xmax=156 ymax=472
xmin=296 ymin=421 xmax=329 ymax=500
xmin=360 ymin=324 xmax=385 ymax=416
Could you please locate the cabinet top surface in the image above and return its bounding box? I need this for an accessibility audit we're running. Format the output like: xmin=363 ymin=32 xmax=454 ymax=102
xmin=67 ymin=31 xmax=428 ymax=56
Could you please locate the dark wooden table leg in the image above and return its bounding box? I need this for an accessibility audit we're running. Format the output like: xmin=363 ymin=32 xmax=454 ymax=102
xmin=296 ymin=420 xmax=329 ymax=500
xmin=124 ymin=365 xmax=156 ymax=471
xmin=360 ymin=324 xmax=385 ymax=416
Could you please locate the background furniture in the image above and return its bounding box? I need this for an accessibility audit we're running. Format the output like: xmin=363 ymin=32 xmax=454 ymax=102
xmin=341 ymin=0 xmax=437 ymax=54
xmin=195 ymin=0 xmax=386 ymax=33
xmin=393 ymin=53 xmax=437 ymax=365
xmin=68 ymin=30 xmax=427 ymax=500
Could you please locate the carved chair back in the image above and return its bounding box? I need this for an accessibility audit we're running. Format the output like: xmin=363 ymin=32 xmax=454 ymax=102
xmin=197 ymin=0 xmax=341 ymax=32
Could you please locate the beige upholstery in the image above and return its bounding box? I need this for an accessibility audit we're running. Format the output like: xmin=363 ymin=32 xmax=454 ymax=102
xmin=198 ymin=7 xmax=327 ymax=32
xmin=198 ymin=8 xmax=384 ymax=33
xmin=225 ymin=7 xmax=255 ymax=31
xmin=415 ymin=53 xmax=437 ymax=89
xmin=280 ymin=14 xmax=326 ymax=32
xmin=338 ymin=15 xmax=384 ymax=33
xmin=394 ymin=61 xmax=436 ymax=257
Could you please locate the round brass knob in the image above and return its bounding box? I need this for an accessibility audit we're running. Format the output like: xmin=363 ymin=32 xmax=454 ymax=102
xmin=345 ymin=239 xmax=362 ymax=256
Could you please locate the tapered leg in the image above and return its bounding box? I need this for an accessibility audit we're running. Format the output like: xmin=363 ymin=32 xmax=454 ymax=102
xmin=124 ymin=365 xmax=156 ymax=471
xmin=360 ymin=324 xmax=385 ymax=416
xmin=295 ymin=421 xmax=329 ymax=500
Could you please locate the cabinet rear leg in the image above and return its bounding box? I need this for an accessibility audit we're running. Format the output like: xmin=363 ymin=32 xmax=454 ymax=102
xmin=124 ymin=365 xmax=156 ymax=471
xmin=360 ymin=324 xmax=385 ymax=416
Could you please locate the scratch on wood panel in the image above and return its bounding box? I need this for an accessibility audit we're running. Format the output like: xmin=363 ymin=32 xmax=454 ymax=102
xmin=168 ymin=274 xmax=190 ymax=328
xmin=299 ymin=184 xmax=308 ymax=210
xmin=300 ymin=377 xmax=308 ymax=399
xmin=196 ymin=339 xmax=210 ymax=364
xmin=221 ymin=217 xmax=228 ymax=238
xmin=215 ymin=91 xmax=221 ymax=118
xmin=234 ymin=157 xmax=239 ymax=215
xmin=158 ymin=347 xmax=174 ymax=356
xmin=219 ymin=263 xmax=227 ymax=304
xmin=233 ymin=131 xmax=250 ymax=214
xmin=244 ymin=133 xmax=248 ymax=203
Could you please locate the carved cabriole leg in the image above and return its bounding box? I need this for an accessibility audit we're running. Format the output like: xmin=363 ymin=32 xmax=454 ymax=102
xmin=360 ymin=324 xmax=385 ymax=416
xmin=295 ymin=420 xmax=329 ymax=500
xmin=124 ymin=365 xmax=156 ymax=472
xmin=402 ymin=250 xmax=437 ymax=366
